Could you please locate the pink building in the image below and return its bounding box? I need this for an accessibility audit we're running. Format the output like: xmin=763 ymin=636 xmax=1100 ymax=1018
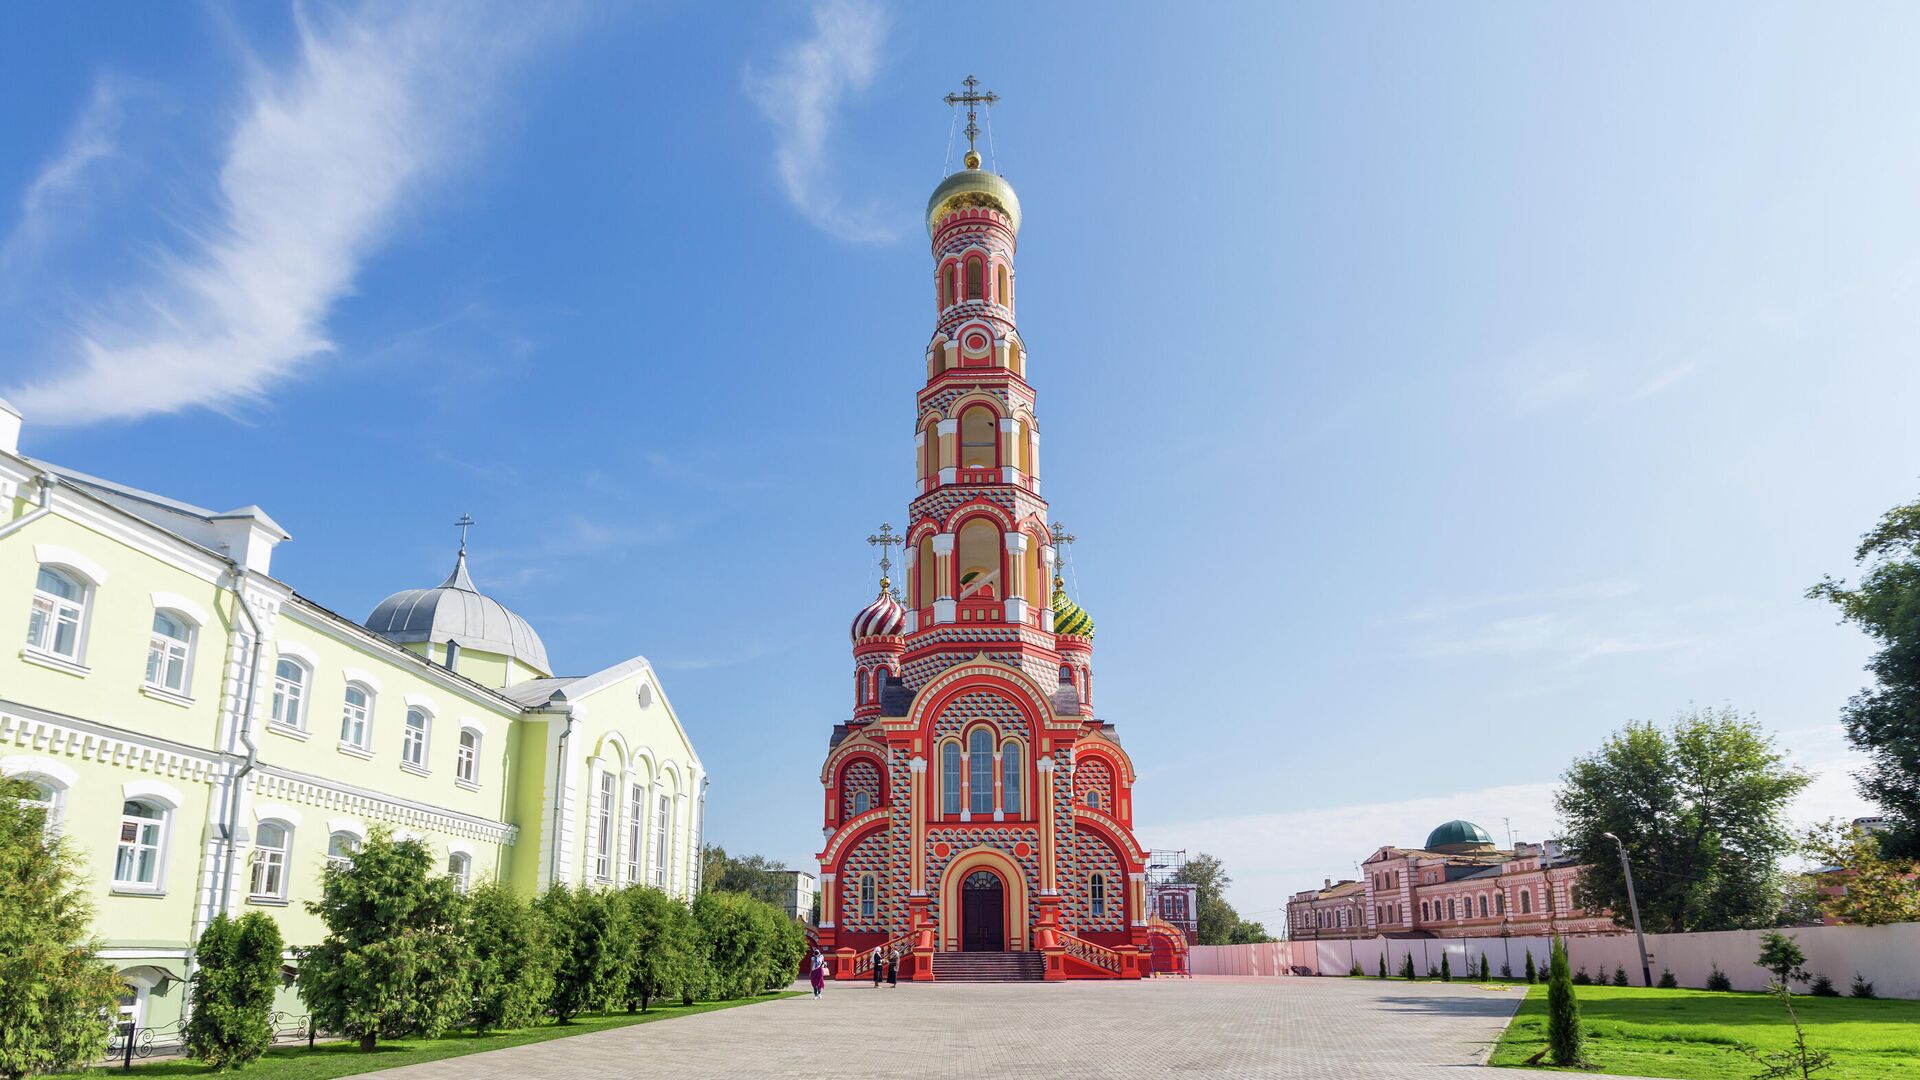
xmin=1288 ymin=820 xmax=1621 ymax=941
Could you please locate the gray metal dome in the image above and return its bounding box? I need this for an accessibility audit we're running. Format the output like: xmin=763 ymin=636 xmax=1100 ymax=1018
xmin=365 ymin=550 xmax=551 ymax=677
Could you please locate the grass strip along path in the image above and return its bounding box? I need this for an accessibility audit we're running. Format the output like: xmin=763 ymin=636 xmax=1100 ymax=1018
xmin=54 ymin=993 xmax=802 ymax=1080
xmin=1489 ymin=984 xmax=1920 ymax=1079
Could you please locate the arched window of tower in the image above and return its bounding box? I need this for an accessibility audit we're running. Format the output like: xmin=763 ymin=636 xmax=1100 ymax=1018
xmin=965 ymin=257 xmax=984 ymax=301
xmin=1023 ymin=533 xmax=1045 ymax=605
xmin=915 ymin=535 xmax=937 ymax=607
xmin=959 ymin=407 xmax=997 ymax=468
xmin=938 ymin=267 xmax=952 ymax=309
xmin=956 ymin=519 xmax=1001 ymax=599
xmin=996 ymin=264 xmax=1009 ymax=307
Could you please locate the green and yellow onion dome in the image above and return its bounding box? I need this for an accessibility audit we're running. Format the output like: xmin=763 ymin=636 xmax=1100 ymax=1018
xmin=1050 ymin=577 xmax=1095 ymax=639
xmin=926 ymin=150 xmax=1022 ymax=237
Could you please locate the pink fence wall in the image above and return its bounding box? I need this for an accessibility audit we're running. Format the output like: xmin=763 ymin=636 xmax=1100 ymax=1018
xmin=1191 ymin=922 xmax=1920 ymax=999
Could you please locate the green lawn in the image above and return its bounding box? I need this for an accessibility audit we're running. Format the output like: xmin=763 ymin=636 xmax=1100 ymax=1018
xmin=1489 ymin=984 xmax=1920 ymax=1080
xmin=57 ymin=993 xmax=802 ymax=1080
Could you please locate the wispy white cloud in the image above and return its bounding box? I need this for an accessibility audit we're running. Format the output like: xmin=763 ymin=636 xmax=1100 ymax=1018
xmin=1 ymin=76 xmax=130 ymax=269
xmin=745 ymin=0 xmax=892 ymax=243
xmin=6 ymin=2 xmax=563 ymax=425
xmin=1628 ymin=359 xmax=1699 ymax=401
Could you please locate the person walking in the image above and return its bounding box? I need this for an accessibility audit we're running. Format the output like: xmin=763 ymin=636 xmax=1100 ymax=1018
xmin=871 ymin=946 xmax=884 ymax=989
xmin=886 ymin=948 xmax=900 ymax=988
xmin=809 ymin=949 xmax=826 ymax=999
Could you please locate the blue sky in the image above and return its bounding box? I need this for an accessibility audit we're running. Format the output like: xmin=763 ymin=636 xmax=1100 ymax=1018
xmin=5 ymin=1 xmax=1917 ymax=921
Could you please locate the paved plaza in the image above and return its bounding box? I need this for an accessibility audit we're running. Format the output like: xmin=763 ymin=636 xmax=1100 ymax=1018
xmin=368 ymin=976 xmax=1625 ymax=1079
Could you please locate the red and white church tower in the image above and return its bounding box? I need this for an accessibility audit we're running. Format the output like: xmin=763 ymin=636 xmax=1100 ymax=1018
xmin=815 ymin=82 xmax=1177 ymax=980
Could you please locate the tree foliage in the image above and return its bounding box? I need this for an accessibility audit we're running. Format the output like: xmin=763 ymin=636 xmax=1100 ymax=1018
xmin=690 ymin=892 xmax=803 ymax=1001
xmin=0 ymin=775 xmax=122 ymax=1079
xmin=1756 ymin=931 xmax=1808 ymax=986
xmin=1557 ymin=706 xmax=1809 ymax=932
xmin=185 ymin=912 xmax=284 ymax=1069
xmin=699 ymin=846 xmax=796 ymax=910
xmin=1226 ymin=919 xmax=1273 ymax=944
xmin=1173 ymin=852 xmax=1246 ymax=945
xmin=1546 ymin=938 xmax=1585 ymax=1067
xmin=538 ymin=885 xmax=623 ymax=1023
xmin=1809 ymin=495 xmax=1920 ymax=857
xmin=296 ymin=828 xmax=472 ymax=1051
xmin=614 ymin=886 xmax=696 ymax=1013
xmin=465 ymin=880 xmax=555 ymax=1032
xmin=1802 ymin=819 xmax=1920 ymax=926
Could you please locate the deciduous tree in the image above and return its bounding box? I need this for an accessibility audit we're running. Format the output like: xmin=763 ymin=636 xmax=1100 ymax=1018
xmin=1803 ymin=819 xmax=1920 ymax=925
xmin=0 ymin=775 xmax=121 ymax=1079
xmin=1557 ymin=706 xmax=1809 ymax=932
xmin=1809 ymin=495 xmax=1920 ymax=857
xmin=1174 ymin=852 xmax=1243 ymax=945
xmin=296 ymin=828 xmax=472 ymax=1051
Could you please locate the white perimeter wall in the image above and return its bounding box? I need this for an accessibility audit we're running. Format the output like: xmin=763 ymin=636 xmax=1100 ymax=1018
xmin=1191 ymin=922 xmax=1920 ymax=999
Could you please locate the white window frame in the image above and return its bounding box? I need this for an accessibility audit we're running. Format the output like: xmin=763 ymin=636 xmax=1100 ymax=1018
xmin=326 ymin=830 xmax=361 ymax=867
xmin=1090 ymin=872 xmax=1107 ymax=919
xmin=1001 ymin=741 xmax=1022 ymax=815
xmin=26 ymin=565 xmax=90 ymax=663
xmin=940 ymin=741 xmax=961 ymax=815
xmin=249 ymin=821 xmax=291 ymax=901
xmin=16 ymin=774 xmax=66 ymax=837
xmin=144 ymin=610 xmax=195 ymax=696
xmin=340 ymin=684 xmax=373 ymax=751
xmin=967 ymin=729 xmax=994 ymax=815
xmin=860 ymin=874 xmax=876 ymax=920
xmin=594 ymin=771 xmax=616 ymax=882
xmin=456 ymin=728 xmax=480 ymax=786
xmin=401 ymin=708 xmax=431 ymax=771
xmin=448 ymin=851 xmax=472 ymax=892
xmin=270 ymin=656 xmax=310 ymax=731
xmin=113 ymin=800 xmax=171 ymax=892
xmin=650 ymin=792 xmax=670 ymax=887
xmin=625 ymin=782 xmax=644 ymax=884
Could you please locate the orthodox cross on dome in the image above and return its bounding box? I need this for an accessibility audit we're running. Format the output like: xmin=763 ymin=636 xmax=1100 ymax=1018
xmin=454 ymin=513 xmax=475 ymax=555
xmin=943 ymin=75 xmax=998 ymax=160
xmin=1049 ymin=520 xmax=1077 ymax=590
xmin=866 ymin=522 xmax=903 ymax=598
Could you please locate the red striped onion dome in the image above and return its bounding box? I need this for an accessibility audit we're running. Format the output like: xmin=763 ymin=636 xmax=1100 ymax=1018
xmin=851 ymin=581 xmax=908 ymax=641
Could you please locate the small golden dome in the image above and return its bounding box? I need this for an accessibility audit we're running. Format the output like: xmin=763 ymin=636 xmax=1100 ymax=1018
xmin=926 ymin=162 xmax=1021 ymax=237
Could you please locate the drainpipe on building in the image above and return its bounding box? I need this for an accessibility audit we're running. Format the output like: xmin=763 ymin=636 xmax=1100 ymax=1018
xmin=547 ymin=707 xmax=576 ymax=887
xmin=216 ymin=566 xmax=265 ymax=916
xmin=0 ymin=471 xmax=57 ymax=540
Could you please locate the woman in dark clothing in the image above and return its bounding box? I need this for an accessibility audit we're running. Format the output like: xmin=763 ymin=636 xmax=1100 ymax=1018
xmin=871 ymin=946 xmax=884 ymax=988
xmin=886 ymin=949 xmax=899 ymax=987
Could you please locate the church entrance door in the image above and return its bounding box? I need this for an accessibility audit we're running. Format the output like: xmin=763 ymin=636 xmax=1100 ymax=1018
xmin=961 ymin=870 xmax=1005 ymax=952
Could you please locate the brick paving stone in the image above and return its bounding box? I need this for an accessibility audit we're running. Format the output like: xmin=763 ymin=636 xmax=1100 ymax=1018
xmin=368 ymin=976 xmax=1638 ymax=1079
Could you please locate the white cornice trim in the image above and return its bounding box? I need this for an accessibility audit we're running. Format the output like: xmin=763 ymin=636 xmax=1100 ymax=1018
xmin=253 ymin=801 xmax=304 ymax=826
xmin=0 ymin=754 xmax=79 ymax=786
xmin=44 ymin=485 xmax=230 ymax=585
xmin=123 ymin=778 xmax=185 ymax=809
xmin=273 ymin=639 xmax=321 ymax=667
xmin=252 ymin=763 xmax=515 ymax=845
xmin=340 ymin=667 xmax=384 ymax=694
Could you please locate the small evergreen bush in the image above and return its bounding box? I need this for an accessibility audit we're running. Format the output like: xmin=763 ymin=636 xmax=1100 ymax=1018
xmin=1500 ymin=962 xmax=1512 ymax=979
xmin=1349 ymin=962 xmax=1365 ymax=977
xmin=1524 ymin=950 xmax=1536 ymax=983
xmin=1612 ymin=965 xmax=1630 ymax=987
xmin=1757 ymin=931 xmax=1808 ymax=986
xmin=1439 ymin=953 xmax=1452 ymax=982
xmin=1849 ymin=973 xmax=1876 ymax=999
xmin=1377 ymin=954 xmax=1386 ymax=979
xmin=184 ymin=911 xmax=284 ymax=1068
xmin=1478 ymin=955 xmax=1490 ymax=981
xmin=1546 ymin=938 xmax=1585 ymax=1067
xmin=1658 ymin=969 xmax=1678 ymax=989
xmin=1706 ymin=965 xmax=1733 ymax=991
xmin=1594 ymin=964 xmax=1609 ymax=985
xmin=1573 ymin=967 xmax=1593 ymax=986
xmin=1808 ymin=973 xmax=1839 ymax=997
xmin=1400 ymin=954 xmax=1416 ymax=980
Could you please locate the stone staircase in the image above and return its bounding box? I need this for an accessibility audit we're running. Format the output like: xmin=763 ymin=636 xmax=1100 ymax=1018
xmin=931 ymin=950 xmax=1047 ymax=982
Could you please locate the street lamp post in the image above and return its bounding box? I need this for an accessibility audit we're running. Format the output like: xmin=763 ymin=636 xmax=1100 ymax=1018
xmin=1601 ymin=831 xmax=1653 ymax=987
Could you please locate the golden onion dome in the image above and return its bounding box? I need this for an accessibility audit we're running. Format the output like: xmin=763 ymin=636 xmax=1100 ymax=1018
xmin=926 ymin=150 xmax=1021 ymax=237
xmin=1050 ymin=577 xmax=1095 ymax=639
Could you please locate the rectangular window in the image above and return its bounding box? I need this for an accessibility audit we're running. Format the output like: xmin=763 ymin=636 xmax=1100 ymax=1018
xmin=28 ymin=567 xmax=86 ymax=660
xmin=651 ymin=793 xmax=669 ymax=887
xmin=626 ymin=783 xmax=644 ymax=883
xmin=113 ymin=802 xmax=166 ymax=889
xmin=456 ymin=730 xmax=479 ymax=784
xmin=145 ymin=613 xmax=191 ymax=693
xmin=249 ymin=823 xmax=289 ymax=899
xmin=402 ymin=710 xmax=429 ymax=768
xmin=594 ymin=772 xmax=615 ymax=881
xmin=968 ymin=733 xmax=993 ymax=815
xmin=1090 ymin=874 xmax=1106 ymax=919
xmin=860 ymin=875 xmax=876 ymax=920
xmin=270 ymin=659 xmax=306 ymax=729
xmin=1001 ymin=743 xmax=1022 ymax=814
xmin=341 ymin=687 xmax=370 ymax=748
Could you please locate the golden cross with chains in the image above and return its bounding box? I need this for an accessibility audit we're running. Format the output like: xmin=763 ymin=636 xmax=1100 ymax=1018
xmin=943 ymin=75 xmax=998 ymax=156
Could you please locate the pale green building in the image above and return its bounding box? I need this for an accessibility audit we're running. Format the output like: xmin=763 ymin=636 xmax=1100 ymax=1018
xmin=0 ymin=400 xmax=707 ymax=1035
